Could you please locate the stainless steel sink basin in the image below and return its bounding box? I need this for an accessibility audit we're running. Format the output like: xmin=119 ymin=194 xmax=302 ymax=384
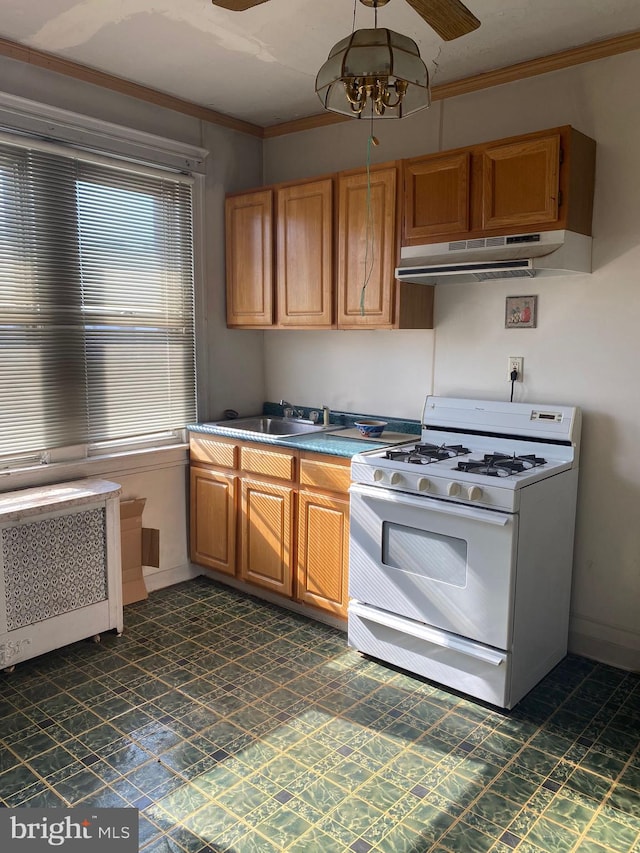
xmin=207 ymin=416 xmax=337 ymax=437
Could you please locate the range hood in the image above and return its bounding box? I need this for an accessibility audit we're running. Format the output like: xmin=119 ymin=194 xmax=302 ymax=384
xmin=396 ymin=229 xmax=592 ymax=285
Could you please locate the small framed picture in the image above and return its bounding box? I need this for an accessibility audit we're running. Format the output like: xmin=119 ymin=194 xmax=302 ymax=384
xmin=505 ymin=295 xmax=537 ymax=329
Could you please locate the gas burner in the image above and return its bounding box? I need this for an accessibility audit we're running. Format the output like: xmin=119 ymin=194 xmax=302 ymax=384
xmin=415 ymin=442 xmax=470 ymax=458
xmin=386 ymin=442 xmax=470 ymax=465
xmin=456 ymin=453 xmax=547 ymax=478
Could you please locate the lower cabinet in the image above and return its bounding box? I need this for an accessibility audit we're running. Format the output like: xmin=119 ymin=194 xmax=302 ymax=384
xmin=189 ymin=466 xmax=236 ymax=576
xmin=297 ymin=490 xmax=349 ymax=618
xmin=240 ymin=478 xmax=294 ymax=596
xmin=296 ymin=452 xmax=350 ymax=618
xmin=189 ymin=435 xmax=351 ymax=620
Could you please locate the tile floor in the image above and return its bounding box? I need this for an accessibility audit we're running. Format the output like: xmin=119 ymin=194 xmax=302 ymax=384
xmin=1 ymin=577 xmax=639 ymax=853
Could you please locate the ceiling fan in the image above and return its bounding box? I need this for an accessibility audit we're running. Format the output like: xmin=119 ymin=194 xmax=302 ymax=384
xmin=211 ymin=0 xmax=480 ymax=42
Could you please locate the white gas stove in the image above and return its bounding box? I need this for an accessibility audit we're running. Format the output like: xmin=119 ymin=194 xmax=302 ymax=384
xmin=348 ymin=396 xmax=581 ymax=709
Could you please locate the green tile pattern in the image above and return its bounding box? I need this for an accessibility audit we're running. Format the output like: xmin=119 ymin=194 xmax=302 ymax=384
xmin=0 ymin=578 xmax=638 ymax=852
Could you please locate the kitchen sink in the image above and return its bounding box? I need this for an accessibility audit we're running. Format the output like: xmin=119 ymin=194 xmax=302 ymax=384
xmin=206 ymin=416 xmax=338 ymax=437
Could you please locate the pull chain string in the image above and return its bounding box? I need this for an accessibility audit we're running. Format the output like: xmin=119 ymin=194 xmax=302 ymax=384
xmin=360 ymin=116 xmax=378 ymax=315
xmin=357 ymin=1 xmax=379 ymax=315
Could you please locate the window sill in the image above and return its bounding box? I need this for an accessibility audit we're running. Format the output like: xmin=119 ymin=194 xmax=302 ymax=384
xmin=0 ymin=443 xmax=188 ymax=493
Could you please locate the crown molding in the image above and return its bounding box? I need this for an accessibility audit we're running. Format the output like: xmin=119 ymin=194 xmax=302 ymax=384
xmin=0 ymin=36 xmax=263 ymax=139
xmin=264 ymin=28 xmax=640 ymax=138
xmin=2 ymin=29 xmax=640 ymax=141
xmin=432 ymin=28 xmax=640 ymax=102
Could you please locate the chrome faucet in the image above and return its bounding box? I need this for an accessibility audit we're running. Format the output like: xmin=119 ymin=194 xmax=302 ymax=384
xmin=279 ymin=399 xmax=304 ymax=418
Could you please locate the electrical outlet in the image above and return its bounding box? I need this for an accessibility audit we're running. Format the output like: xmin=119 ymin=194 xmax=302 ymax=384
xmin=508 ymin=356 xmax=524 ymax=382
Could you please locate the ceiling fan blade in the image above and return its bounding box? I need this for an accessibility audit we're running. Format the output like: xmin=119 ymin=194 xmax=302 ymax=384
xmin=405 ymin=0 xmax=480 ymax=41
xmin=211 ymin=0 xmax=271 ymax=10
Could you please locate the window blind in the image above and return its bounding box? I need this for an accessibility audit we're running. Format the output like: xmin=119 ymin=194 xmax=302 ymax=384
xmin=0 ymin=138 xmax=196 ymax=460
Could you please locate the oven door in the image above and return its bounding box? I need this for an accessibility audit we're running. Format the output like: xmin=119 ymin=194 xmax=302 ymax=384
xmin=349 ymin=483 xmax=518 ymax=650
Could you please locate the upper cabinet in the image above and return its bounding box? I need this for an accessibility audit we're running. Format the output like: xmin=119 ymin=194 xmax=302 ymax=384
xmin=226 ymin=177 xmax=334 ymax=329
xmin=403 ymin=151 xmax=471 ymax=242
xmin=337 ymin=165 xmax=394 ymax=328
xmin=337 ymin=163 xmax=433 ymax=329
xmin=225 ymin=189 xmax=273 ymax=327
xmin=481 ymin=133 xmax=561 ymax=230
xmin=403 ymin=126 xmax=596 ymax=246
xmin=226 ymin=166 xmax=433 ymax=330
xmin=225 ymin=126 xmax=595 ymax=329
xmin=276 ymin=177 xmax=334 ymax=328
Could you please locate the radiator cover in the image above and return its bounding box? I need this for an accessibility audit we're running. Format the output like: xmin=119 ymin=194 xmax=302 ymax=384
xmin=0 ymin=479 xmax=123 ymax=669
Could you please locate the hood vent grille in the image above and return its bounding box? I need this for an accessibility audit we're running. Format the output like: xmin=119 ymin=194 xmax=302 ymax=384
xmin=475 ymin=268 xmax=535 ymax=281
xmin=449 ymin=236 xmax=509 ymax=251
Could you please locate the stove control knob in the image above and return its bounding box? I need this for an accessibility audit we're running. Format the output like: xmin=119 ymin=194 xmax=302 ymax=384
xmin=416 ymin=477 xmax=431 ymax=492
xmin=467 ymin=485 xmax=483 ymax=501
xmin=373 ymin=469 xmax=385 ymax=482
xmin=447 ymin=482 xmax=461 ymax=497
xmin=389 ymin=472 xmax=403 ymax=485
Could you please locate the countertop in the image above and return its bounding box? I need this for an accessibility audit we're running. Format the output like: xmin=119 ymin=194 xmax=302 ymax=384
xmin=188 ymin=423 xmax=386 ymax=458
xmin=273 ymin=430 xmax=391 ymax=458
xmin=188 ymin=409 xmax=421 ymax=460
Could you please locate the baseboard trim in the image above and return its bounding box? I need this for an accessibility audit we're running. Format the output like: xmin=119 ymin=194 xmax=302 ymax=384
xmin=569 ymin=615 xmax=640 ymax=672
xmin=143 ymin=563 xmax=200 ymax=592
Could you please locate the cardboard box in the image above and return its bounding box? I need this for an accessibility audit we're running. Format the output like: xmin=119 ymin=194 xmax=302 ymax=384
xmin=120 ymin=498 xmax=148 ymax=606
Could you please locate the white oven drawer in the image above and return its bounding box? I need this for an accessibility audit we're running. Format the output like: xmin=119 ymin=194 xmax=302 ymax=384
xmin=348 ymin=602 xmax=512 ymax=708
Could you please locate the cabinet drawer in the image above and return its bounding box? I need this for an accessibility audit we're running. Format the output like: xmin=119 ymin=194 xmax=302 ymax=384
xmin=300 ymin=455 xmax=351 ymax=493
xmin=190 ymin=436 xmax=238 ymax=468
xmin=240 ymin=446 xmax=296 ymax=480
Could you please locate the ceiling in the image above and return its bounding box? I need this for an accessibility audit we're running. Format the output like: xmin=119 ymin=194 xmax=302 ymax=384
xmin=2 ymin=0 xmax=640 ymax=129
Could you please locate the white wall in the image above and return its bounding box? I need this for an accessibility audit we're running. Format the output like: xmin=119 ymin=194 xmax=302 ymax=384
xmin=0 ymin=56 xmax=265 ymax=586
xmin=263 ymin=51 xmax=640 ymax=670
xmin=199 ymin=121 xmax=265 ymax=422
xmin=263 ymin=329 xmax=434 ymax=418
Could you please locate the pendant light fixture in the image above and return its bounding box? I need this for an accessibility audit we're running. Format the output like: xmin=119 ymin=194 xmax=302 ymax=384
xmin=315 ymin=0 xmax=430 ymax=119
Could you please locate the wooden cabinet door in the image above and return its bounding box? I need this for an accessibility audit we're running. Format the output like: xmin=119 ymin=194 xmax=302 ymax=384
xmin=297 ymin=490 xmax=349 ymax=619
xmin=404 ymin=151 xmax=471 ymax=242
xmin=240 ymin=479 xmax=294 ymax=596
xmin=276 ymin=178 xmax=333 ymax=327
xmin=190 ymin=466 xmax=236 ymax=576
xmin=225 ymin=189 xmax=274 ymax=327
xmin=482 ymin=134 xmax=561 ymax=230
xmin=337 ymin=165 xmax=398 ymax=329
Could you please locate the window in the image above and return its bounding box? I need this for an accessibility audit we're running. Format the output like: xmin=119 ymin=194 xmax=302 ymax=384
xmin=0 ymin=137 xmax=196 ymax=462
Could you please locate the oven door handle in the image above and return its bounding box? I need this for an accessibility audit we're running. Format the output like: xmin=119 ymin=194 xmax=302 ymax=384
xmin=349 ymin=602 xmax=507 ymax=667
xmin=349 ymin=483 xmax=511 ymax=526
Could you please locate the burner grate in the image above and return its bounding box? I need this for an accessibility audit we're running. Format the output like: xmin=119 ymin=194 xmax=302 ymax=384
xmin=456 ymin=452 xmax=546 ymax=478
xmin=386 ymin=442 xmax=470 ymax=465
